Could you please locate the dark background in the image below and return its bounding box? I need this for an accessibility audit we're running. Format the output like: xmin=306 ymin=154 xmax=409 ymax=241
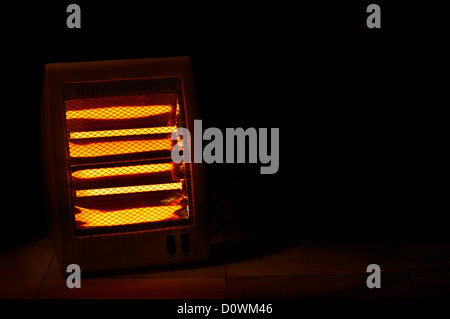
xmin=1 ymin=1 xmax=446 ymax=250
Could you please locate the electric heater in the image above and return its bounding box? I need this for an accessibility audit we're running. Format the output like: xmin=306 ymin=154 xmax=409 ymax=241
xmin=41 ymin=57 xmax=209 ymax=274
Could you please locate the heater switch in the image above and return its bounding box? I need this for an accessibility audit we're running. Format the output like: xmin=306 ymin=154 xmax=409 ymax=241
xmin=181 ymin=233 xmax=191 ymax=253
xmin=166 ymin=235 xmax=176 ymax=255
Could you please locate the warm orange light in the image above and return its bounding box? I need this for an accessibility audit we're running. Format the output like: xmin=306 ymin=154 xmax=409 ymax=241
xmin=76 ymin=182 xmax=182 ymax=197
xmin=70 ymin=126 xmax=176 ymax=139
xmin=69 ymin=139 xmax=173 ymax=157
xmin=72 ymin=163 xmax=173 ymax=179
xmin=66 ymin=105 xmax=172 ymax=120
xmin=75 ymin=205 xmax=184 ymax=228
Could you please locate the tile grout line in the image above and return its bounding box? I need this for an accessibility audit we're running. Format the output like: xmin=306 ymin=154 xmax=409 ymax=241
xmin=35 ymin=255 xmax=54 ymax=299
xmin=390 ymin=240 xmax=421 ymax=299
xmin=224 ymin=271 xmax=427 ymax=278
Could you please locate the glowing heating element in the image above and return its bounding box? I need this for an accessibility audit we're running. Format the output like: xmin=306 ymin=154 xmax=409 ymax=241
xmin=68 ymin=139 xmax=173 ymax=158
xmin=72 ymin=163 xmax=173 ymax=179
xmin=75 ymin=205 xmax=183 ymax=228
xmin=62 ymin=84 xmax=192 ymax=235
xmin=66 ymin=105 xmax=172 ymax=120
xmin=70 ymin=126 xmax=176 ymax=139
xmin=76 ymin=182 xmax=182 ymax=197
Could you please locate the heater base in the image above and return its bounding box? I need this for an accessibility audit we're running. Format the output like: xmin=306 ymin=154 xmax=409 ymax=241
xmin=56 ymin=228 xmax=210 ymax=275
xmin=42 ymin=57 xmax=209 ymax=275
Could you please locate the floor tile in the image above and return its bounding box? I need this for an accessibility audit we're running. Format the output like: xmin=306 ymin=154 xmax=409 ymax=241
xmin=227 ymin=274 xmax=417 ymax=299
xmin=226 ymin=237 xmax=404 ymax=277
xmin=3 ymin=233 xmax=447 ymax=299
xmin=0 ymin=238 xmax=53 ymax=279
xmin=37 ymin=277 xmax=226 ymax=299
xmin=43 ymin=256 xmax=63 ymax=279
xmin=410 ymin=273 xmax=450 ymax=299
xmin=395 ymin=240 xmax=450 ymax=272
xmin=0 ymin=279 xmax=42 ymax=299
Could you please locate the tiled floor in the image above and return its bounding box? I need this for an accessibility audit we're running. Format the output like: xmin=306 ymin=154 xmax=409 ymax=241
xmin=1 ymin=225 xmax=449 ymax=299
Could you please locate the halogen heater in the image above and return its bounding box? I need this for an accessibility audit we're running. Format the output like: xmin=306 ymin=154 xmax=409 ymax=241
xmin=41 ymin=57 xmax=209 ymax=274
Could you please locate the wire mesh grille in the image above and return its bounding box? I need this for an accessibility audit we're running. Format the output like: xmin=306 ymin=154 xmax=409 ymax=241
xmin=62 ymin=77 xmax=193 ymax=236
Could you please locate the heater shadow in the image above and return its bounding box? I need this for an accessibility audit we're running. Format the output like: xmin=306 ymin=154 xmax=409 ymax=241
xmin=223 ymin=235 xmax=303 ymax=265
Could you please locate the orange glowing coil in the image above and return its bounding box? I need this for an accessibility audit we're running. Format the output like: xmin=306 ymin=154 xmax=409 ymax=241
xmin=76 ymin=182 xmax=182 ymax=197
xmin=70 ymin=126 xmax=176 ymax=139
xmin=68 ymin=139 xmax=173 ymax=157
xmin=66 ymin=105 xmax=172 ymax=120
xmin=75 ymin=205 xmax=184 ymax=228
xmin=72 ymin=163 xmax=173 ymax=179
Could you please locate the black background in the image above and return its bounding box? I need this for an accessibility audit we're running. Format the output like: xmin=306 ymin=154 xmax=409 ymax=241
xmin=1 ymin=0 xmax=446 ymax=250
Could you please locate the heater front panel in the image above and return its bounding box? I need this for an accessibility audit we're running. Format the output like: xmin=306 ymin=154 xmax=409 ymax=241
xmin=62 ymin=77 xmax=194 ymax=236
